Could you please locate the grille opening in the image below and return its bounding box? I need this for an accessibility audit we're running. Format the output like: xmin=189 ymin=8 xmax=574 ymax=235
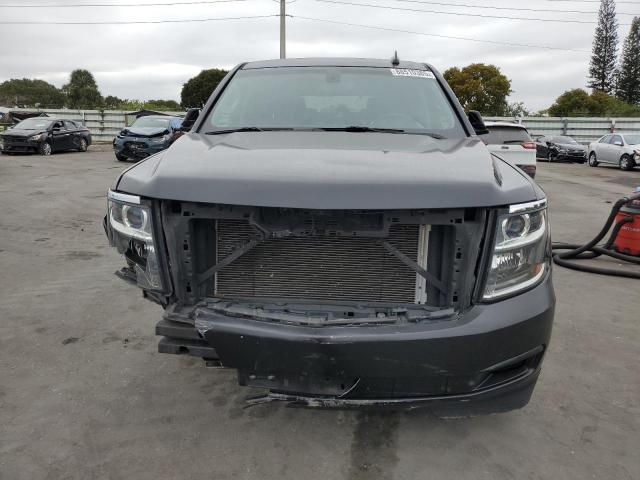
xmin=214 ymin=220 xmax=422 ymax=304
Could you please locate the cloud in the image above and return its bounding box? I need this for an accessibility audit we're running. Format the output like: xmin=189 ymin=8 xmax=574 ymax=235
xmin=0 ymin=0 xmax=604 ymax=110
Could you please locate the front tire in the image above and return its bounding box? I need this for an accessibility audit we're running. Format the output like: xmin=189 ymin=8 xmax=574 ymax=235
xmin=588 ymin=152 xmax=598 ymax=167
xmin=619 ymin=155 xmax=634 ymax=171
xmin=39 ymin=142 xmax=52 ymax=156
xmin=77 ymin=138 xmax=88 ymax=152
xmin=115 ymin=153 xmax=128 ymax=162
xmin=547 ymin=151 xmax=557 ymax=163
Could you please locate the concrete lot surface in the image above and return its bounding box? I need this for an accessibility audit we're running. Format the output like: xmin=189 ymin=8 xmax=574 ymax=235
xmin=1 ymin=147 xmax=638 ymax=480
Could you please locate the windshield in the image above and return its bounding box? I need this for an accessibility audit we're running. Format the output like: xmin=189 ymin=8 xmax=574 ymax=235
xmin=206 ymin=67 xmax=465 ymax=137
xmin=131 ymin=117 xmax=171 ymax=129
xmin=551 ymin=136 xmax=578 ymax=144
xmin=14 ymin=118 xmax=52 ymax=130
xmin=624 ymin=135 xmax=640 ymax=145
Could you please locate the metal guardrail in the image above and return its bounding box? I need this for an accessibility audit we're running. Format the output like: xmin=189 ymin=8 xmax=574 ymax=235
xmin=2 ymin=109 xmax=639 ymax=143
xmin=484 ymin=116 xmax=640 ymax=144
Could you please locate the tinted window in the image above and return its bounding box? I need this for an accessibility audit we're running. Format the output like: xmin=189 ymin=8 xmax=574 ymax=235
xmin=609 ymin=135 xmax=622 ymax=145
xmin=599 ymin=135 xmax=611 ymax=143
xmin=480 ymin=126 xmax=531 ymax=145
xmin=207 ymin=66 xmax=465 ymax=137
xmin=63 ymin=120 xmax=76 ymax=129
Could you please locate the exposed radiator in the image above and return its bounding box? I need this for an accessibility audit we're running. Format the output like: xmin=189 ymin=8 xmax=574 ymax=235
xmin=215 ymin=220 xmax=421 ymax=303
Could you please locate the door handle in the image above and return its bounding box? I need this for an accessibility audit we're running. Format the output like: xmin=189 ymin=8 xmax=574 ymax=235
xmin=501 ymin=146 xmax=509 ymax=149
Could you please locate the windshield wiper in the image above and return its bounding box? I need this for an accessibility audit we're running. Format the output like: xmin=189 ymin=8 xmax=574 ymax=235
xmin=205 ymin=127 xmax=264 ymax=135
xmin=205 ymin=127 xmax=296 ymax=135
xmin=315 ymin=127 xmax=446 ymax=139
xmin=316 ymin=126 xmax=405 ymax=133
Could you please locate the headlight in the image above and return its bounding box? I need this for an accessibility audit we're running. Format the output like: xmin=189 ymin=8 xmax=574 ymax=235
xmin=150 ymin=135 xmax=168 ymax=144
xmin=483 ymin=199 xmax=549 ymax=300
xmin=28 ymin=133 xmax=47 ymax=142
xmin=107 ymin=190 xmax=162 ymax=290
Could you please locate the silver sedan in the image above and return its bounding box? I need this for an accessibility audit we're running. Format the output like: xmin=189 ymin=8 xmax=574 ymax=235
xmin=588 ymin=133 xmax=640 ymax=171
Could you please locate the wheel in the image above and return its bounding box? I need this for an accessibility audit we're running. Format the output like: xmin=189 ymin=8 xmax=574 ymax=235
xmin=115 ymin=153 xmax=128 ymax=162
xmin=77 ymin=138 xmax=88 ymax=152
xmin=619 ymin=155 xmax=634 ymax=171
xmin=588 ymin=152 xmax=598 ymax=167
xmin=547 ymin=151 xmax=557 ymax=163
xmin=39 ymin=142 xmax=52 ymax=156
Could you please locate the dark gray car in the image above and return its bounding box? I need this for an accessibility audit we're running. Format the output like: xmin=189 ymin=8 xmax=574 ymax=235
xmin=0 ymin=117 xmax=91 ymax=155
xmin=104 ymin=58 xmax=554 ymax=414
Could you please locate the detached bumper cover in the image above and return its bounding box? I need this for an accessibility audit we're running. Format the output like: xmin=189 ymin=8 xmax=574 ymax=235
xmin=185 ymin=274 xmax=554 ymax=410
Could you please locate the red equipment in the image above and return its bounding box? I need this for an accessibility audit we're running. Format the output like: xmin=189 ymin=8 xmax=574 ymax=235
xmin=613 ymin=193 xmax=640 ymax=257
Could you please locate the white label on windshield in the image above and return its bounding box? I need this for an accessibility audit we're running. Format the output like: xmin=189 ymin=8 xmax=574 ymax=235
xmin=390 ymin=69 xmax=435 ymax=79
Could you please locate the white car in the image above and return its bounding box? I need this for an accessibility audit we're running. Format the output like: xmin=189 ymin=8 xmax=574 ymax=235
xmin=588 ymin=133 xmax=640 ymax=171
xmin=480 ymin=122 xmax=537 ymax=178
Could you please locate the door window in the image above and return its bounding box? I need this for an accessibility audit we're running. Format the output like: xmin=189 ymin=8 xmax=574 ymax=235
xmin=609 ymin=135 xmax=622 ymax=146
xmin=599 ymin=135 xmax=611 ymax=143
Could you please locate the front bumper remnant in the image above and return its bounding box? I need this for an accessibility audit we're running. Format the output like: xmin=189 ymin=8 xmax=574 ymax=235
xmin=157 ymin=274 xmax=554 ymax=413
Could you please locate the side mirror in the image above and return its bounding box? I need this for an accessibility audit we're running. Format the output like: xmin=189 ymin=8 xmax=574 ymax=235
xmin=467 ymin=110 xmax=489 ymax=135
xmin=180 ymin=108 xmax=201 ymax=132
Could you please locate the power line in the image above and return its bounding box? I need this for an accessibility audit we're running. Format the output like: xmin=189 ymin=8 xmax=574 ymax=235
xmin=290 ymin=15 xmax=591 ymax=52
xmin=315 ymin=0 xmax=632 ymax=25
xmin=545 ymin=0 xmax=637 ymax=3
xmin=0 ymin=14 xmax=278 ymax=24
xmin=0 ymin=0 xmax=243 ymax=7
xmin=392 ymin=0 xmax=639 ymax=16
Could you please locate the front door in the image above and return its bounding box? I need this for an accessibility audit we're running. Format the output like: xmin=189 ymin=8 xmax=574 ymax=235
xmin=50 ymin=121 xmax=71 ymax=151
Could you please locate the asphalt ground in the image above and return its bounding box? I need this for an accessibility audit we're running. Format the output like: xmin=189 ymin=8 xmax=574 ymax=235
xmin=1 ymin=145 xmax=638 ymax=480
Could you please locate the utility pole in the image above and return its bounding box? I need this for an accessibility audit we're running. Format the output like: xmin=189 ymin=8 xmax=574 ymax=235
xmin=279 ymin=0 xmax=286 ymax=59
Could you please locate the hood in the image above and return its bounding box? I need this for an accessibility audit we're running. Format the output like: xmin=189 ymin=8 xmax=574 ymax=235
xmin=116 ymin=131 xmax=540 ymax=210
xmin=121 ymin=127 xmax=168 ymax=138
xmin=1 ymin=128 xmax=47 ymax=138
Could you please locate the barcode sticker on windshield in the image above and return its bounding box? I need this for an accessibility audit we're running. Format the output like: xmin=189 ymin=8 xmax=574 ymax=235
xmin=390 ymin=69 xmax=435 ymax=79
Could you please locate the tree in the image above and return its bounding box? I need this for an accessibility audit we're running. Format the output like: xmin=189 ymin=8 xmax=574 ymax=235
xmin=0 ymin=78 xmax=65 ymax=108
xmin=62 ymin=69 xmax=103 ymax=109
xmin=616 ymin=17 xmax=640 ymax=105
xmin=443 ymin=64 xmax=512 ymax=116
xmin=181 ymin=68 xmax=228 ymax=108
xmin=548 ymin=88 xmax=640 ymax=116
xmin=588 ymin=0 xmax=619 ymax=93
xmin=143 ymin=99 xmax=181 ymax=111
xmin=505 ymin=101 xmax=530 ymax=117
xmin=104 ymin=95 xmax=125 ymax=109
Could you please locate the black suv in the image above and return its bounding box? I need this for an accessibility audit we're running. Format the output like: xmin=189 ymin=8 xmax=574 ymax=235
xmin=104 ymin=58 xmax=554 ymax=414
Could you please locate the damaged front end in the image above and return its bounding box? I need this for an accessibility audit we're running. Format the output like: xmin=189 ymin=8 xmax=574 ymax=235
xmin=106 ymin=193 xmax=553 ymax=412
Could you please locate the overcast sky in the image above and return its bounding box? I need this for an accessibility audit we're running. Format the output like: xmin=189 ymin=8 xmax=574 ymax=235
xmin=0 ymin=0 xmax=638 ymax=111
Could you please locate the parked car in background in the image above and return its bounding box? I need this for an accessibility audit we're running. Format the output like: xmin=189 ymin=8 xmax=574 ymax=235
xmin=480 ymin=122 xmax=537 ymax=178
xmin=588 ymin=134 xmax=640 ymax=171
xmin=113 ymin=115 xmax=183 ymax=162
xmin=535 ymin=135 xmax=586 ymax=163
xmin=0 ymin=118 xmax=91 ymax=155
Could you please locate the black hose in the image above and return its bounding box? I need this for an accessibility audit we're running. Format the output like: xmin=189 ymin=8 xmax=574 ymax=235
xmin=551 ymin=193 xmax=640 ymax=279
